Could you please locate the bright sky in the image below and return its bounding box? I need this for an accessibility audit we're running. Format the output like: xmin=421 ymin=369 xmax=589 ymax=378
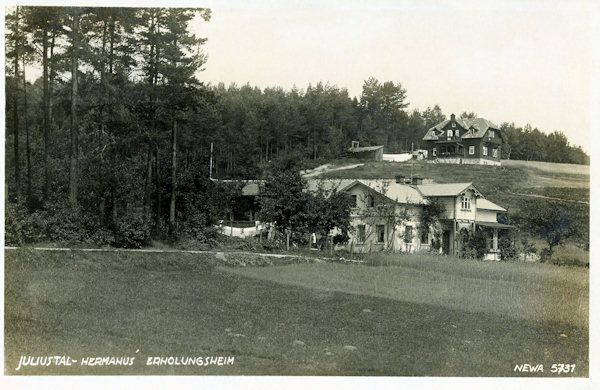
xmin=190 ymin=0 xmax=597 ymax=152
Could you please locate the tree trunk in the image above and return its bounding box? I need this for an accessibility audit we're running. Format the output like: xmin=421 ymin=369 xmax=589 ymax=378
xmin=42 ymin=25 xmax=50 ymax=200
xmin=23 ymin=56 xmax=31 ymax=206
xmin=143 ymin=144 xmax=153 ymax=218
xmin=11 ymin=7 xmax=21 ymax=201
xmin=12 ymin=53 xmax=20 ymax=201
xmin=155 ymin=146 xmax=161 ymax=234
xmin=49 ymin=29 xmax=56 ymax=124
xmin=69 ymin=13 xmax=80 ymax=206
xmin=169 ymin=120 xmax=177 ymax=228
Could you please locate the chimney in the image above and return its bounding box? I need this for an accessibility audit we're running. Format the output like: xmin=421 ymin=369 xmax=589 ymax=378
xmin=450 ymin=113 xmax=455 ymax=121
xmin=395 ymin=174 xmax=405 ymax=184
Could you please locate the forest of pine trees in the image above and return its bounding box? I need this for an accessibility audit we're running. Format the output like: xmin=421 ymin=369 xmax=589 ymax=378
xmin=4 ymin=6 xmax=589 ymax=247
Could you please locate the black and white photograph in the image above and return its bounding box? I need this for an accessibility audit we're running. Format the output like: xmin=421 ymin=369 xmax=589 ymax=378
xmin=2 ymin=0 xmax=596 ymax=387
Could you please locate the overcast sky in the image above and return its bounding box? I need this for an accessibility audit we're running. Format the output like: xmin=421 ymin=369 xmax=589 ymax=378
xmin=189 ymin=0 xmax=597 ymax=152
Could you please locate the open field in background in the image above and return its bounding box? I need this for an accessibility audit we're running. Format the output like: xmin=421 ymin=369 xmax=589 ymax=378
xmin=319 ymin=159 xmax=589 ymax=191
xmin=5 ymin=249 xmax=588 ymax=376
xmin=501 ymin=159 xmax=590 ymax=176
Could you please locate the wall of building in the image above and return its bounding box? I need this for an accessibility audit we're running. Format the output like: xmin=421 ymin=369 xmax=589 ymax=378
xmin=476 ymin=209 xmax=498 ymax=223
xmin=454 ymin=189 xmax=477 ymax=221
xmin=345 ymin=185 xmax=427 ymax=253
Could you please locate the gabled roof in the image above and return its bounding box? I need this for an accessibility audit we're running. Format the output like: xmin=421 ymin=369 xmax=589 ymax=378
xmin=422 ymin=116 xmax=500 ymax=141
xmin=305 ymin=178 xmax=427 ymax=204
xmin=477 ymin=198 xmax=506 ymax=212
xmin=341 ymin=180 xmax=427 ymax=204
xmin=416 ymin=182 xmax=481 ymax=197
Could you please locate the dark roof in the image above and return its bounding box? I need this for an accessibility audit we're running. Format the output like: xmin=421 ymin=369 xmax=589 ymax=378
xmin=423 ymin=116 xmax=500 ymax=141
xmin=475 ymin=221 xmax=516 ymax=229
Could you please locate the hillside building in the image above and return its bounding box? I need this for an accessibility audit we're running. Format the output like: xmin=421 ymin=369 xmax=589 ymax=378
xmin=422 ymin=113 xmax=504 ymax=165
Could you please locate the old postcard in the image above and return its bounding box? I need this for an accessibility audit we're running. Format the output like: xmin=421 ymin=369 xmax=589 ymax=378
xmin=2 ymin=0 xmax=595 ymax=388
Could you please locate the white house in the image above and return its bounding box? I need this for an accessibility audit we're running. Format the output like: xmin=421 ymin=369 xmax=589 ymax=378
xmin=306 ymin=177 xmax=514 ymax=259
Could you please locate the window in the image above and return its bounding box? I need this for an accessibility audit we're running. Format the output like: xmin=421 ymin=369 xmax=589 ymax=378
xmin=420 ymin=229 xmax=428 ymax=244
xmin=368 ymin=195 xmax=375 ymax=207
xmin=483 ymin=146 xmax=488 ymax=156
xmin=447 ymin=130 xmax=453 ymax=137
xmin=469 ymin=146 xmax=475 ymax=155
xmin=461 ymin=195 xmax=471 ymax=210
xmin=357 ymin=225 xmax=366 ymax=244
xmin=432 ymin=147 xmax=437 ymax=156
xmin=376 ymin=225 xmax=385 ymax=243
xmin=452 ymin=122 xmax=456 ymax=128
xmin=489 ymin=130 xmax=495 ymax=138
xmin=493 ymin=148 xmax=498 ymax=158
xmin=350 ymin=195 xmax=358 ymax=208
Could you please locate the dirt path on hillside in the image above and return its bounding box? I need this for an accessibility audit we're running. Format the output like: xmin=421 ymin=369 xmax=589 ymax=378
xmin=506 ymin=191 xmax=589 ymax=205
xmin=301 ymin=163 xmax=364 ymax=178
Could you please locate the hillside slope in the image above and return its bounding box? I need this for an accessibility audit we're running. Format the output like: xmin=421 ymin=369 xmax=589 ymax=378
xmin=319 ymin=159 xmax=589 ymax=202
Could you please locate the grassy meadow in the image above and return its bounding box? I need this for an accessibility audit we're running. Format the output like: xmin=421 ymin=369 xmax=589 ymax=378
xmin=5 ymin=249 xmax=588 ymax=376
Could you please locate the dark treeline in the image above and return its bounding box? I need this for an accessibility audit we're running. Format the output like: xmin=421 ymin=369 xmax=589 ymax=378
xmin=4 ymin=6 xmax=589 ymax=247
xmin=500 ymin=123 xmax=588 ymax=164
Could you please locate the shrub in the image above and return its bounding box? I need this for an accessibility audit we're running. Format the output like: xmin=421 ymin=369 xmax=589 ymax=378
xmin=430 ymin=230 xmax=442 ymax=251
xmin=499 ymin=236 xmax=518 ymax=261
xmin=113 ymin=210 xmax=151 ymax=248
xmin=333 ymin=232 xmax=349 ymax=245
xmin=5 ymin=202 xmax=36 ymax=245
xmin=459 ymin=229 xmax=487 ymax=259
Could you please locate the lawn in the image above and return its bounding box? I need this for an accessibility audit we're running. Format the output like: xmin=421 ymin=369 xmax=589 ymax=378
xmin=4 ymin=249 xmax=588 ymax=376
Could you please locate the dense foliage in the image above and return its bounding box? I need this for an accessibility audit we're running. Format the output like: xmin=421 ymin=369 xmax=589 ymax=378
xmin=514 ymin=199 xmax=586 ymax=261
xmin=4 ymin=6 xmax=589 ymax=248
xmin=257 ymin=158 xmax=352 ymax=247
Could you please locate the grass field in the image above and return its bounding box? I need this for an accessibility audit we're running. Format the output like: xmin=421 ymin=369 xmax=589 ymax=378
xmin=5 ymin=249 xmax=588 ymax=376
xmin=319 ymin=159 xmax=589 ymax=191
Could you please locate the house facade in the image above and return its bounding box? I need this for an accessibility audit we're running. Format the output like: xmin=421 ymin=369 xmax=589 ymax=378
xmin=422 ymin=113 xmax=503 ymax=165
xmin=309 ymin=178 xmax=514 ymax=259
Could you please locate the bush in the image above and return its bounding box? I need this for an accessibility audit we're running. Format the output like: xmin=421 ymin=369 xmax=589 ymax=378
xmin=499 ymin=236 xmax=518 ymax=261
xmin=5 ymin=199 xmax=93 ymax=245
xmin=459 ymin=229 xmax=487 ymax=259
xmin=113 ymin=210 xmax=151 ymax=248
xmin=430 ymin=230 xmax=442 ymax=251
xmin=333 ymin=232 xmax=349 ymax=245
xmin=5 ymin=202 xmax=40 ymax=245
